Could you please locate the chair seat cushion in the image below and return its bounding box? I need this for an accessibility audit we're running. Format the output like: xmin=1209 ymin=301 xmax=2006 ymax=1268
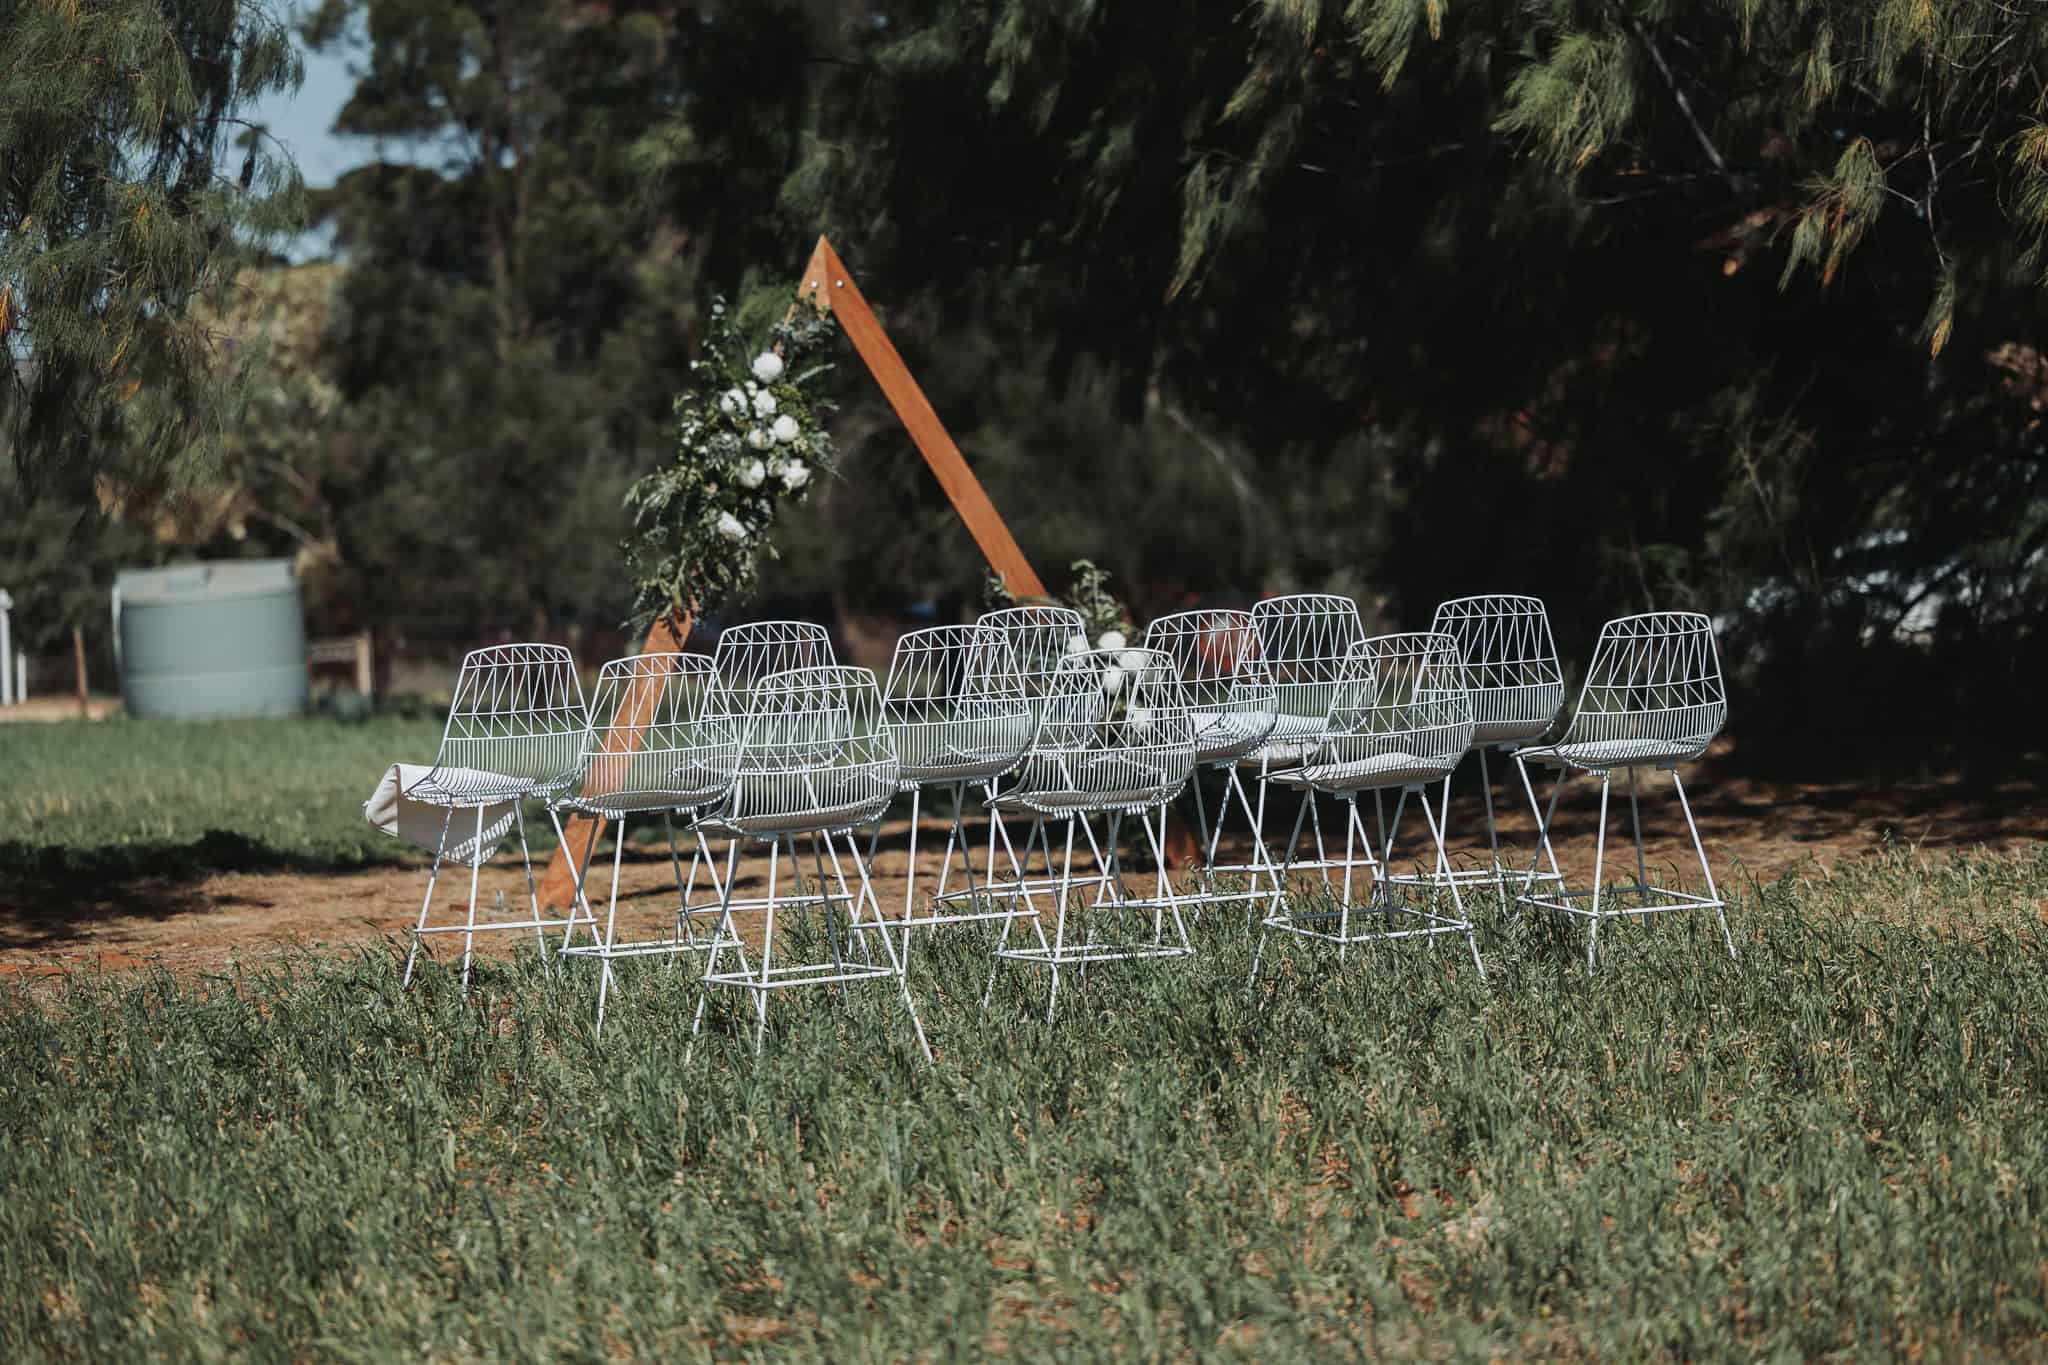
xmin=708 ymin=768 xmax=894 ymax=836
xmin=1018 ymin=753 xmax=1187 ymax=814
xmin=1519 ymin=737 xmax=1708 ymax=770
xmin=1191 ymin=710 xmax=1274 ymax=764
xmin=1243 ymin=711 xmax=1325 ymax=766
xmin=1272 ymin=750 xmax=1450 ymax=793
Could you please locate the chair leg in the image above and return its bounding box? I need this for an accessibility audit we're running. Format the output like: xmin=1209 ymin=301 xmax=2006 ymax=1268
xmin=1141 ymin=803 xmax=1191 ymax=953
xmin=687 ymin=836 xmax=744 ymax=1062
xmin=843 ymin=828 xmax=931 ymax=1063
xmin=1337 ymin=796 xmax=1358 ymax=962
xmin=1230 ymin=766 xmax=1281 ymax=911
xmin=1477 ymin=746 xmax=1506 ymax=915
xmin=1421 ymin=781 xmax=1483 ymax=980
xmin=755 ymin=836 xmax=780 ymax=1055
xmin=460 ymin=804 xmax=485 ymax=994
xmin=403 ymin=806 xmax=454 ymax=989
xmin=1247 ymin=790 xmax=1314 ymax=993
xmin=550 ymin=808 xmax=602 ymax=955
xmin=1671 ymin=769 xmax=1736 ymax=961
xmin=804 ymin=833 xmax=853 ymax=1014
xmin=663 ymin=813 xmax=696 ymax=957
xmin=514 ymin=804 xmax=547 ymax=965
xmin=1587 ymin=773 xmax=1611 ymax=970
xmin=595 ymin=815 xmax=627 ymax=1037
xmin=1626 ymin=765 xmax=1650 ymax=896
xmin=1514 ymin=758 xmax=1568 ymax=903
xmin=1046 ymin=818 xmax=1078 ymax=1024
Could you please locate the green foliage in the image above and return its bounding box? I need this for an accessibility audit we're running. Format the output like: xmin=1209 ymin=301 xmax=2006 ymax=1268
xmin=4 ymin=850 xmax=2048 ymax=1355
xmin=985 ymin=557 xmax=1133 ymax=641
xmin=622 ymin=297 xmax=839 ymax=628
xmin=0 ymin=0 xmax=304 ymax=496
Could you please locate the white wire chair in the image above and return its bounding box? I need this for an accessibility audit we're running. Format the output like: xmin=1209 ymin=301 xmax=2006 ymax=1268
xmin=708 ymin=619 xmax=835 ymax=717
xmin=1249 ymin=632 xmax=1485 ymax=984
xmin=402 ymin=643 xmax=589 ymax=992
xmin=871 ymin=624 xmax=1036 ymax=949
xmin=1221 ymin=594 xmax=1370 ymax=896
xmin=548 ymin=652 xmax=742 ymax=1035
xmin=982 ymin=647 xmax=1197 ymax=1022
xmin=1386 ymin=595 xmax=1568 ymax=909
xmin=959 ymin=605 xmax=1106 ymax=918
xmin=689 ymin=665 xmax=930 ymax=1061
xmin=1512 ymin=611 xmax=1736 ymax=967
xmin=1142 ymin=610 xmax=1279 ymax=909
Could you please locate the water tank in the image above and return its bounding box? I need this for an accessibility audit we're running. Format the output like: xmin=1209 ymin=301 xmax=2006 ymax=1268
xmin=113 ymin=559 xmax=308 ymax=718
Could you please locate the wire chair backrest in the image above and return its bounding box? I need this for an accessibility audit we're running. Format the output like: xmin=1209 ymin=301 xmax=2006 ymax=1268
xmin=976 ymin=605 xmax=1090 ymax=701
xmin=429 ymin=643 xmax=588 ymax=794
xmin=881 ymin=624 xmax=1034 ymax=783
xmin=1318 ymin=632 xmax=1475 ymax=773
xmin=1429 ymin=594 xmax=1566 ymax=746
xmin=1250 ymin=593 xmax=1365 ymax=725
xmin=727 ymin=665 xmax=900 ymax=828
xmin=1142 ymin=608 xmax=1279 ymax=763
xmin=573 ymin=652 xmax=737 ymax=813
xmin=1014 ymin=647 xmax=1195 ymax=812
xmin=709 ymin=620 xmax=835 ymax=720
xmin=1561 ymin=612 xmax=1727 ymax=757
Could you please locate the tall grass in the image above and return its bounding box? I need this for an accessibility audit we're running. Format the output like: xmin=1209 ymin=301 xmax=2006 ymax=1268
xmin=2 ymin=847 xmax=2045 ymax=1358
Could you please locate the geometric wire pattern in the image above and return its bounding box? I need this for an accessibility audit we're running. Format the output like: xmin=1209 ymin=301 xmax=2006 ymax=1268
xmin=411 ymin=643 xmax=590 ymax=804
xmin=1429 ymin=594 xmax=1566 ymax=747
xmin=708 ymin=619 xmax=836 ymax=722
xmin=1246 ymin=593 xmax=1366 ymax=762
xmin=557 ymin=651 xmax=738 ymax=817
xmin=1522 ymin=611 xmax=1727 ymax=771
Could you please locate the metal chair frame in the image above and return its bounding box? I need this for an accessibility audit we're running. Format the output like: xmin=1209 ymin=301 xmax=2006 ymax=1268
xmin=953 ymin=605 xmax=1111 ymax=918
xmin=690 ymin=665 xmax=931 ymax=1061
xmin=1216 ymin=594 xmax=1373 ymax=898
xmin=1142 ymin=609 xmax=1281 ymax=910
xmin=870 ymin=624 xmax=1037 ymax=949
xmin=1512 ymin=611 xmax=1737 ymax=967
xmin=1387 ymin=595 xmax=1568 ymax=909
xmin=982 ymin=647 xmax=1196 ymax=1022
xmin=548 ymin=651 xmax=743 ymax=1035
xmin=403 ymin=643 xmax=589 ymax=992
xmin=1249 ymin=632 xmax=1486 ymax=985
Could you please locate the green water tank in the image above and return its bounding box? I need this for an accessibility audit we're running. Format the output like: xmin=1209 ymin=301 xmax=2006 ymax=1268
xmin=113 ymin=559 xmax=309 ymax=718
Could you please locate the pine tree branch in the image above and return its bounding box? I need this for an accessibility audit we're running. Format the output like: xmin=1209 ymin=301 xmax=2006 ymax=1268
xmin=1630 ymin=17 xmax=1744 ymax=193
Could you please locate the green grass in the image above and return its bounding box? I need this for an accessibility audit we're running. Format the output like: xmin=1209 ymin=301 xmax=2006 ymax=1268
xmin=3 ymin=848 xmax=2046 ymax=1359
xmin=1 ymin=712 xmax=452 ymax=875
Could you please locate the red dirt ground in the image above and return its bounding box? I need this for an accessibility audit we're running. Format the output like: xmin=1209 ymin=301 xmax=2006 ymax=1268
xmin=3 ymin=755 xmax=2041 ymax=981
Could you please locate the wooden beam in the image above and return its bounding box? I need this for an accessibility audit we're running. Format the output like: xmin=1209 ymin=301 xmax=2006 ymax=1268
xmin=536 ymin=236 xmax=1049 ymax=909
xmin=799 ymin=238 xmax=1047 ymax=600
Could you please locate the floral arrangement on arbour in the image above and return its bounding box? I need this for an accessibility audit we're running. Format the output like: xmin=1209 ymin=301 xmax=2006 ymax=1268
xmin=623 ymin=296 xmax=838 ymax=629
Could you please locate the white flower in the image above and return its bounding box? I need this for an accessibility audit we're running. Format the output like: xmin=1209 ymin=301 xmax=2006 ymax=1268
xmin=752 ymin=352 xmax=785 ymax=383
xmin=1064 ymin=636 xmax=1088 ymax=656
xmin=746 ymin=427 xmax=772 ymax=450
xmin=771 ymin=414 xmax=800 ymax=444
xmin=1128 ymin=706 xmax=1153 ymax=736
xmin=718 ymin=388 xmax=746 ymax=417
xmin=1101 ymin=665 xmax=1126 ymax=695
xmin=746 ymin=381 xmax=759 ymax=394
xmin=1118 ymin=649 xmax=1149 ymax=674
xmin=738 ymin=459 xmax=766 ymax=489
xmin=779 ymin=459 xmax=810 ymax=490
xmin=752 ymin=389 xmax=778 ymax=417
xmin=715 ymin=511 xmax=747 ymax=541
xmin=1097 ymin=629 xmax=1127 ymax=652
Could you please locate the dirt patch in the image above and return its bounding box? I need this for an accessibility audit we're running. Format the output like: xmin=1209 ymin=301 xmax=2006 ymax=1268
xmin=2 ymin=759 xmax=2040 ymax=981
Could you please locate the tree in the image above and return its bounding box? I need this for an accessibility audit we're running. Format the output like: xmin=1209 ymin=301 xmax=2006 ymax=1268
xmin=0 ymin=0 xmax=303 ymax=498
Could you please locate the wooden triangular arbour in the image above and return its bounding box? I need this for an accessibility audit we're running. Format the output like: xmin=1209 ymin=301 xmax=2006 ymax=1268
xmin=537 ymin=237 xmax=1048 ymax=909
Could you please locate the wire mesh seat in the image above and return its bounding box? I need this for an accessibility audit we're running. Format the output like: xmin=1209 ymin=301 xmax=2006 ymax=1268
xmin=548 ymin=652 xmax=742 ymax=1035
xmin=1387 ymin=595 xmax=1569 ymax=909
xmin=402 ymin=643 xmax=589 ymax=992
xmin=1249 ymin=632 xmax=1485 ymax=984
xmin=1217 ymin=594 xmax=1371 ymax=896
xmin=983 ymin=647 xmax=1197 ymax=1022
xmin=690 ymin=665 xmax=930 ymax=1061
xmin=1142 ymin=609 xmax=1280 ymax=910
xmin=870 ymin=624 xmax=1036 ymax=949
xmin=1512 ymin=612 xmax=1736 ymax=967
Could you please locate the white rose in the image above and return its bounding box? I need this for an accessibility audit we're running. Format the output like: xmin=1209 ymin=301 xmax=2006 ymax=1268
xmin=1101 ymin=665 xmax=1126 ymax=695
xmin=746 ymin=381 xmax=759 ymax=394
xmin=738 ymin=459 xmax=766 ymax=489
xmin=1128 ymin=706 xmax=1153 ymax=736
xmin=1065 ymin=636 xmax=1088 ymax=655
xmin=779 ymin=459 xmax=810 ymax=490
xmin=746 ymin=427 xmax=772 ymax=450
xmin=1118 ymin=649 xmax=1149 ymax=674
xmin=715 ymin=511 xmax=747 ymax=541
xmin=1097 ymin=629 xmax=1127 ymax=652
xmin=771 ymin=414 xmax=800 ymax=444
xmin=752 ymin=389 xmax=778 ymax=417
xmin=751 ymin=352 xmax=784 ymax=383
xmin=718 ymin=388 xmax=746 ymax=417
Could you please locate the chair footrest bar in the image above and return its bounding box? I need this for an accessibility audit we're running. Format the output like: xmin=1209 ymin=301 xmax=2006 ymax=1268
xmin=559 ymin=936 xmax=741 ymax=960
xmin=866 ymin=907 xmax=1039 ymax=931
xmin=933 ymin=875 xmax=1109 ymax=904
xmin=1261 ymin=916 xmax=1472 ymax=944
xmin=702 ymin=964 xmax=901 ymax=991
xmin=1383 ymin=866 xmax=1564 ymax=887
xmin=995 ymin=943 xmax=1192 ymax=967
xmin=414 ymin=918 xmax=580 ymax=935
xmin=1517 ymin=891 xmax=1726 ymax=919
